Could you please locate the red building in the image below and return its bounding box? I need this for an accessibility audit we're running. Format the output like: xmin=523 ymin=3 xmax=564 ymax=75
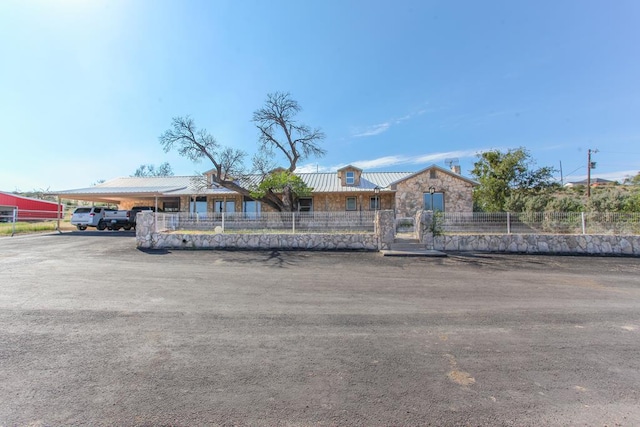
xmin=0 ymin=192 xmax=62 ymax=221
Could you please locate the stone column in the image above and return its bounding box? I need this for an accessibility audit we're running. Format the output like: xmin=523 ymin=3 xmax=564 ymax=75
xmin=135 ymin=211 xmax=156 ymax=248
xmin=375 ymin=210 xmax=395 ymax=250
xmin=414 ymin=210 xmax=424 ymax=241
xmin=422 ymin=211 xmax=434 ymax=249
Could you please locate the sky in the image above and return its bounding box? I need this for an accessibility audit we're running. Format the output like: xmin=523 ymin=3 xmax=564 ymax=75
xmin=1 ymin=0 xmax=639 ymax=192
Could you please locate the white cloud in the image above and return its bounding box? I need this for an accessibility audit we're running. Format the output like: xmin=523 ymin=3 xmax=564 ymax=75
xmin=352 ymin=123 xmax=391 ymax=138
xmin=352 ymin=105 xmax=433 ymax=138
xmin=296 ymin=163 xmax=334 ymax=173
xmin=411 ymin=149 xmax=483 ymax=165
xmin=352 ymin=155 xmax=410 ymax=169
xmin=297 ymin=149 xmax=486 ymax=173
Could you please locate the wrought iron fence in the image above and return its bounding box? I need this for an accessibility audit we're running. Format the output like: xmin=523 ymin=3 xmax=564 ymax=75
xmin=438 ymin=212 xmax=640 ymax=235
xmin=156 ymin=211 xmax=376 ymax=233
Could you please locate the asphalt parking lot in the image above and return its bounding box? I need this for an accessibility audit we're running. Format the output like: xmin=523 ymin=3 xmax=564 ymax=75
xmin=1 ymin=231 xmax=639 ymax=426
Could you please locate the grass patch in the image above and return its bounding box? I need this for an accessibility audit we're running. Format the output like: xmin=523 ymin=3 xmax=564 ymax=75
xmin=0 ymin=220 xmax=75 ymax=236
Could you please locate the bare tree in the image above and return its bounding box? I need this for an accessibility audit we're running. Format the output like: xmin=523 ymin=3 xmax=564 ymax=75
xmin=251 ymin=92 xmax=326 ymax=210
xmin=159 ymin=116 xmax=284 ymax=211
xmin=252 ymin=92 xmax=326 ymax=172
xmin=159 ymin=93 xmax=326 ymax=212
xmin=132 ymin=162 xmax=174 ymax=177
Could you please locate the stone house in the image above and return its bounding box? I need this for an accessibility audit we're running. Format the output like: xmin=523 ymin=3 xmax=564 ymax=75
xmin=53 ymin=164 xmax=477 ymax=216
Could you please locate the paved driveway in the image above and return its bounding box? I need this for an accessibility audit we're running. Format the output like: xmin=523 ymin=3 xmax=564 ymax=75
xmin=1 ymin=232 xmax=639 ymax=426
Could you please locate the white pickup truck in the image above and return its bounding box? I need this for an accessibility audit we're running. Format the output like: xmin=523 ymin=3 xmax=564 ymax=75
xmin=71 ymin=207 xmax=134 ymax=231
xmin=102 ymin=209 xmax=133 ymax=231
xmin=70 ymin=207 xmax=108 ymax=230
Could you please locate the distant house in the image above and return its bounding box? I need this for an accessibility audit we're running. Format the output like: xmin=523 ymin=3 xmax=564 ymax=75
xmin=0 ymin=191 xmax=61 ymax=221
xmin=565 ymin=178 xmax=616 ymax=187
xmin=52 ymin=164 xmax=477 ymax=217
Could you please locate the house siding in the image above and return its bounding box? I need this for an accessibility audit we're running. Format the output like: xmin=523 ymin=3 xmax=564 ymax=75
xmin=394 ymin=169 xmax=474 ymax=217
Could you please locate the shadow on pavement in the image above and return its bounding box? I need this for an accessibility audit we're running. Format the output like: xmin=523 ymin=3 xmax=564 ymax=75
xmin=137 ymin=247 xmax=171 ymax=255
xmin=56 ymin=231 xmax=137 ymax=238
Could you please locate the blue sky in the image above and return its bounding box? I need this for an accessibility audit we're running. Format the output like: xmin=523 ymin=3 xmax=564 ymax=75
xmin=1 ymin=0 xmax=639 ymax=192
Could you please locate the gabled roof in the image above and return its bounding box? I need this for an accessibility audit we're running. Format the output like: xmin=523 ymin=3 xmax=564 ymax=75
xmin=298 ymin=172 xmax=411 ymax=192
xmin=389 ymin=164 xmax=478 ymax=187
xmin=50 ymin=167 xmax=477 ymax=200
xmin=337 ymin=164 xmax=363 ymax=172
xmin=0 ymin=191 xmax=60 ymax=206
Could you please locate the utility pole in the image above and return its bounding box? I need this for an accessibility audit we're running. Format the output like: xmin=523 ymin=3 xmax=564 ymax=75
xmin=559 ymin=161 xmax=564 ymax=186
xmin=587 ymin=149 xmax=598 ymax=198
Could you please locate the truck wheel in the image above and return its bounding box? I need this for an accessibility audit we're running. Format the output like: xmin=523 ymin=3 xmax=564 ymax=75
xmin=123 ymin=225 xmax=132 ymax=231
xmin=107 ymin=226 xmax=113 ymax=230
xmin=97 ymin=221 xmax=107 ymax=231
xmin=113 ymin=226 xmax=121 ymax=231
xmin=77 ymin=225 xmax=87 ymax=231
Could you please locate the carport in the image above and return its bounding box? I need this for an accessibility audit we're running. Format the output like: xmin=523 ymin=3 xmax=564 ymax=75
xmin=48 ymin=176 xmax=211 ymax=209
xmin=48 ymin=176 xmax=241 ymax=218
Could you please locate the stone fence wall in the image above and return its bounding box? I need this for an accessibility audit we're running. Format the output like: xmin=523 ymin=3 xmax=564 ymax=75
xmin=136 ymin=211 xmax=640 ymax=255
xmin=136 ymin=211 xmax=389 ymax=251
xmin=417 ymin=210 xmax=640 ymax=255
xmin=432 ymin=234 xmax=640 ymax=255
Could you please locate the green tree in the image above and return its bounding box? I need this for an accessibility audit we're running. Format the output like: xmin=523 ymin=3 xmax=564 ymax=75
xmin=624 ymin=171 xmax=640 ymax=185
xmin=249 ymin=170 xmax=312 ymax=210
xmin=132 ymin=162 xmax=174 ymax=177
xmin=160 ymin=92 xmax=325 ymax=212
xmin=471 ymin=147 xmax=556 ymax=212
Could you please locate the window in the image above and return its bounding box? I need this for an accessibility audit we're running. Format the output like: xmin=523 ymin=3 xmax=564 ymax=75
xmin=346 ymin=197 xmax=357 ymax=211
xmin=369 ymin=196 xmax=380 ymax=210
xmin=214 ymin=200 xmax=236 ymax=213
xmin=189 ymin=196 xmax=207 ymax=217
xmin=423 ymin=192 xmax=445 ymax=212
xmin=243 ymin=196 xmax=261 ymax=219
xmin=346 ymin=171 xmax=355 ymax=185
xmin=430 ymin=169 xmax=437 ymax=179
xmin=163 ymin=198 xmax=180 ymax=212
xmin=298 ymin=198 xmax=313 ymax=212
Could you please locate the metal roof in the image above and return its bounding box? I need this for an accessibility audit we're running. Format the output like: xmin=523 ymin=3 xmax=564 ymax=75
xmin=51 ymin=168 xmax=475 ymax=199
xmin=298 ymin=172 xmax=412 ymax=192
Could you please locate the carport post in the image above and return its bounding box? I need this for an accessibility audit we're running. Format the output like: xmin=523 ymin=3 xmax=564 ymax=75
xmin=12 ymin=208 xmax=17 ymax=236
xmin=57 ymin=196 xmax=62 ymax=233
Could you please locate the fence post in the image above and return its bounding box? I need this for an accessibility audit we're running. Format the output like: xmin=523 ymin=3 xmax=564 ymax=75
xmin=581 ymin=212 xmax=586 ymax=235
xmin=222 ymin=212 xmax=225 ymax=233
xmin=507 ymin=212 xmax=511 ymax=234
xmin=292 ymin=212 xmax=296 ymax=234
xmin=12 ymin=208 xmax=17 ymax=236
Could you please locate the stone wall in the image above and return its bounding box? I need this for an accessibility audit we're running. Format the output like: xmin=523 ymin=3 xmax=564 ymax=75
xmin=137 ymin=211 xmax=639 ymax=255
xmin=414 ymin=209 xmax=640 ymax=255
xmin=394 ymin=168 xmax=474 ymax=217
xmin=434 ymin=234 xmax=640 ymax=255
xmin=140 ymin=232 xmax=378 ymax=251
xmin=136 ymin=211 xmax=386 ymax=251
